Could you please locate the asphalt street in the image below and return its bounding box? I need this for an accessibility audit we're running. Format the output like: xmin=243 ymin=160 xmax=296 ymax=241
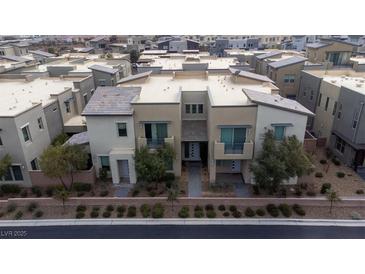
xmin=1 ymin=224 xmax=365 ymax=239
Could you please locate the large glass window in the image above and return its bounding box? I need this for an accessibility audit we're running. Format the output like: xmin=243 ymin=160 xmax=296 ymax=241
xmin=145 ymin=123 xmax=167 ymax=148
xmin=21 ymin=125 xmax=31 ymax=143
xmin=220 ymin=127 xmax=246 ymax=154
xmin=274 ymin=126 xmax=285 ymax=141
xmin=117 ymin=123 xmax=127 ymax=137
xmin=12 ymin=166 xmax=23 ymax=181
xmin=283 ymin=74 xmax=295 ymax=84
xmin=31 ymin=158 xmax=39 ymax=171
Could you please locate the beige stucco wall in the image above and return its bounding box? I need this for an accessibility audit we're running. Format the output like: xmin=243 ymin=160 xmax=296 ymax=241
xmin=306 ymin=42 xmax=354 ymax=64
xmin=312 ymin=81 xmax=341 ymax=141
xmin=132 ymin=103 xmax=182 ymax=176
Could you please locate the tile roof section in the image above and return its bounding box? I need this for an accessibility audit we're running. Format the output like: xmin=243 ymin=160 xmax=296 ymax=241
xmin=229 ymin=68 xmax=275 ymax=83
xmin=82 ymin=86 xmax=140 ymax=116
xmin=117 ymin=71 xmax=152 ymax=84
xmin=88 ymin=64 xmax=119 ymax=74
xmin=268 ymin=56 xmax=308 ymax=69
xmin=256 ymin=50 xmax=282 ymax=60
xmin=243 ymin=88 xmax=314 ymax=116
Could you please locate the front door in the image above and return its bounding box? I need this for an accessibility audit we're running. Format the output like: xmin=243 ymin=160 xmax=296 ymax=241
xmin=231 ymin=160 xmax=241 ymax=172
xmin=184 ymin=142 xmax=200 ymax=161
xmin=118 ymin=160 xmax=129 ymax=183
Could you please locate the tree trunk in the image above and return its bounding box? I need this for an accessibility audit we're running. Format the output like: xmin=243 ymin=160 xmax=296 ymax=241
xmin=59 ymin=177 xmax=68 ymax=191
xmin=329 ymin=200 xmax=333 ymax=214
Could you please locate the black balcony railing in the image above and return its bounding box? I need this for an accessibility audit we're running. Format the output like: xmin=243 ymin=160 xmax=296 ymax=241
xmin=147 ymin=138 xmax=165 ymax=149
xmin=224 ymin=142 xmax=244 ymax=154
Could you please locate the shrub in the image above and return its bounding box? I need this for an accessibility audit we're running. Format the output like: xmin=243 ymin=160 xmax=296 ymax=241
xmin=31 ymin=186 xmax=42 ymax=197
xmin=34 ymin=210 xmax=44 ymax=218
xmin=205 ymin=204 xmax=214 ymax=211
xmin=336 ymin=172 xmax=345 ymax=178
xmin=223 ymin=211 xmax=230 ymax=217
xmin=76 ymin=212 xmax=85 ymax=219
xmin=229 ymin=205 xmax=237 ymax=212
xmin=148 ymin=190 xmax=156 ymax=197
xmin=127 ymin=206 xmax=137 ymax=217
xmin=73 ymin=182 xmax=92 ymax=192
xmin=76 ymin=205 xmax=87 ymax=212
xmin=278 ymin=204 xmax=292 ymax=217
xmin=194 ymin=205 xmax=203 ymax=212
xmin=232 ymin=210 xmax=242 ymax=218
xmin=256 ymin=208 xmax=266 ymax=216
xmin=279 ymin=188 xmax=287 ymax=197
xmin=292 ymin=204 xmax=306 ymax=216
xmin=117 ymin=213 xmax=123 ymax=218
xmin=140 ymin=204 xmax=151 ymax=218
xmin=350 ymin=211 xmax=361 ymax=220
xmin=245 ymin=207 xmax=256 ymax=217
xmin=294 ymin=186 xmax=302 ymax=197
xmin=306 ymin=191 xmax=316 ymax=197
xmin=7 ymin=203 xmax=17 ymax=213
xmin=152 ymin=203 xmax=164 ymax=218
xmin=20 ymin=190 xmax=28 ymax=198
xmin=14 ymin=211 xmax=23 ymax=220
xmin=315 ymin=172 xmax=323 ymax=178
xmin=117 ymin=205 xmax=126 ymax=214
xmin=102 ymin=211 xmax=111 ymax=218
xmin=45 ymin=187 xmax=54 ymax=197
xmin=252 ymin=185 xmax=260 ymax=195
xmin=356 ymin=189 xmax=364 ymax=195
xmin=299 ymin=182 xmax=308 ymax=190
xmin=178 ymin=206 xmax=190 ymax=218
xmin=206 ymin=210 xmax=216 ymax=218
xmin=320 ymin=183 xmax=332 ymax=194
xmin=92 ymin=206 xmax=100 ymax=211
xmin=106 ymin=205 xmax=114 ymax=212
xmin=99 ymin=168 xmax=108 ymax=182
xmin=266 ymin=204 xmax=279 ymax=217
xmin=0 ymin=212 xmax=4 ymax=218
xmin=90 ymin=211 xmax=99 ymax=218
xmin=27 ymin=202 xmax=38 ymax=212
xmin=163 ymin=172 xmax=175 ymax=182
xmin=0 ymin=184 xmax=21 ymax=194
xmin=218 ymin=205 xmax=226 ymax=211
xmin=320 ymin=159 xmax=328 ymax=165
xmin=194 ymin=210 xmax=204 ymax=218
xmin=77 ymin=192 xmax=85 ymax=197
xmin=332 ymin=157 xmax=341 ymax=166
xmin=132 ymin=190 xmax=140 ymax=197
xmin=99 ymin=190 xmax=109 ymax=197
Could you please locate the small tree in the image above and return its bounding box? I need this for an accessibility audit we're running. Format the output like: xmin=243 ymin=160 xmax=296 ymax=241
xmin=326 ymin=190 xmax=341 ymax=214
xmin=129 ymin=49 xmax=140 ymax=64
xmin=106 ymin=53 xmax=113 ymax=59
xmin=0 ymin=154 xmax=12 ymax=179
xmin=55 ymin=188 xmax=70 ymax=213
xmin=167 ymin=186 xmax=179 ymax=212
xmin=39 ymin=144 xmax=88 ymax=190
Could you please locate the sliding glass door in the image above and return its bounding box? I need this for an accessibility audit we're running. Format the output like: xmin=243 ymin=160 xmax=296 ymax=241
xmin=145 ymin=123 xmax=167 ymax=148
xmin=221 ymin=127 xmax=246 ymax=154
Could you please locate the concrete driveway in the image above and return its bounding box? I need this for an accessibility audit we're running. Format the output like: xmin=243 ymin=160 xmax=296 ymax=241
xmin=187 ymin=162 xmax=202 ymax=197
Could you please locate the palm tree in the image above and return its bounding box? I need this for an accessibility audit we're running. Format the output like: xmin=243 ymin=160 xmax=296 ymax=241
xmin=326 ymin=190 xmax=341 ymax=214
xmin=55 ymin=188 xmax=70 ymax=213
xmin=167 ymin=187 xmax=179 ymax=213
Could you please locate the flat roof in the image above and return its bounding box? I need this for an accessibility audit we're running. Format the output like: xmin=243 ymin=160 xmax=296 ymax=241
xmin=350 ymin=56 xmax=365 ymax=65
xmin=322 ymin=76 xmax=365 ymax=95
xmin=0 ymin=77 xmax=80 ymax=117
xmin=29 ymin=50 xmax=56 ymax=57
xmin=118 ymin=71 xmax=277 ymax=106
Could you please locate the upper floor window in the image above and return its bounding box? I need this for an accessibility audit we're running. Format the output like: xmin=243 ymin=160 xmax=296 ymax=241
xmin=117 ymin=122 xmax=127 ymax=137
xmin=318 ymin=93 xmax=322 ymax=107
xmin=310 ymin=90 xmax=314 ymax=101
xmin=324 ymin=97 xmax=330 ymax=111
xmin=64 ymin=101 xmax=71 ymax=113
xmin=0 ymin=136 xmax=3 ymax=146
xmin=220 ymin=127 xmax=246 ymax=154
xmin=21 ymin=125 xmax=31 ymax=143
xmin=30 ymin=158 xmax=39 ymax=171
xmin=37 ymin=117 xmax=44 ymax=130
xmin=145 ymin=123 xmax=168 ymax=148
xmin=337 ymin=103 xmax=342 ymax=119
xmin=352 ymin=111 xmax=359 ymax=129
xmin=274 ymin=126 xmax=286 ymax=141
xmin=283 ymin=74 xmax=295 ymax=84
xmin=185 ymin=104 xmax=191 ymax=114
xmin=99 ymin=79 xmax=106 ymax=86
xmin=185 ymin=104 xmax=203 ymax=114
xmin=83 ymin=93 xmax=88 ymax=105
xmin=332 ymin=101 xmax=338 ymax=116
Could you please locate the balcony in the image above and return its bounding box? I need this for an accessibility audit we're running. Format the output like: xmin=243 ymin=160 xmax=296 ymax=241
xmin=137 ymin=137 xmax=174 ymax=149
xmin=214 ymin=141 xmax=254 ymax=160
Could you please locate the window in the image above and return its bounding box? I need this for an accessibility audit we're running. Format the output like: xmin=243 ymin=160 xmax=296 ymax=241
xmin=274 ymin=126 xmax=285 ymax=141
xmin=192 ymin=104 xmax=197 ymax=114
xmin=324 ymin=97 xmax=330 ymax=111
xmin=352 ymin=111 xmax=359 ymax=129
xmin=185 ymin=104 xmax=191 ymax=114
xmin=283 ymin=74 xmax=295 ymax=84
xmin=21 ymin=125 xmax=31 ymax=143
xmin=332 ymin=101 xmax=337 ymax=116
xmin=52 ymin=107 xmax=58 ymax=112
xmin=337 ymin=103 xmax=342 ymax=119
xmin=64 ymin=101 xmax=71 ymax=113
xmin=117 ymin=122 xmax=127 ymax=137
xmin=145 ymin=123 xmax=168 ymax=148
xmin=220 ymin=127 xmax=246 ymax=154
xmin=83 ymin=93 xmax=88 ymax=105
xmin=335 ymin=137 xmax=346 ymax=154
xmin=99 ymin=156 xmax=110 ymax=171
xmin=310 ymin=90 xmax=314 ymax=101
xmin=37 ymin=117 xmax=44 ymax=130
xmin=0 ymin=136 xmax=3 ymax=146
xmin=198 ymin=104 xmax=203 ymax=114
xmin=99 ymin=79 xmax=106 ymax=86
xmin=30 ymin=158 xmax=39 ymax=171
xmin=318 ymin=93 xmax=322 ymax=107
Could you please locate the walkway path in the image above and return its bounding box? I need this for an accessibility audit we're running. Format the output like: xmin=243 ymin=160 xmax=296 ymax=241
xmin=187 ymin=162 xmax=202 ymax=197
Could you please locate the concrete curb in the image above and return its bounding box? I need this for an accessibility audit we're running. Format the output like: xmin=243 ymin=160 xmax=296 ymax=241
xmin=1 ymin=218 xmax=365 ymax=227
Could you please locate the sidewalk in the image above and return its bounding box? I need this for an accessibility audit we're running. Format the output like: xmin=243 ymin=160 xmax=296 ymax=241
xmin=1 ymin=218 xmax=365 ymax=227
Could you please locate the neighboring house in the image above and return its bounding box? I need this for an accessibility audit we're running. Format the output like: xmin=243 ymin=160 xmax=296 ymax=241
xmin=110 ymin=43 xmax=127 ymax=54
xmin=210 ymin=38 xmax=259 ymax=56
xmin=0 ymin=75 xmax=95 ymax=186
xmin=266 ymin=55 xmax=308 ymax=99
xmin=0 ymin=46 xmax=16 ymax=56
xmin=80 ymin=69 xmax=311 ymax=185
xmin=86 ymin=36 xmax=110 ymax=53
xmin=157 ymin=39 xmax=199 ymax=53
xmin=29 ymin=50 xmax=56 ymax=64
xmin=88 ymin=64 xmax=121 ymax=87
xmin=284 ymin=35 xmax=317 ymax=52
xmin=305 ymin=39 xmax=356 ymax=66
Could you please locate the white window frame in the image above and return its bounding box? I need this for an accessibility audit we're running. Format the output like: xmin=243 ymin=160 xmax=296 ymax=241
xmin=116 ymin=122 xmax=127 ymax=137
xmin=21 ymin=124 xmax=32 ymax=143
